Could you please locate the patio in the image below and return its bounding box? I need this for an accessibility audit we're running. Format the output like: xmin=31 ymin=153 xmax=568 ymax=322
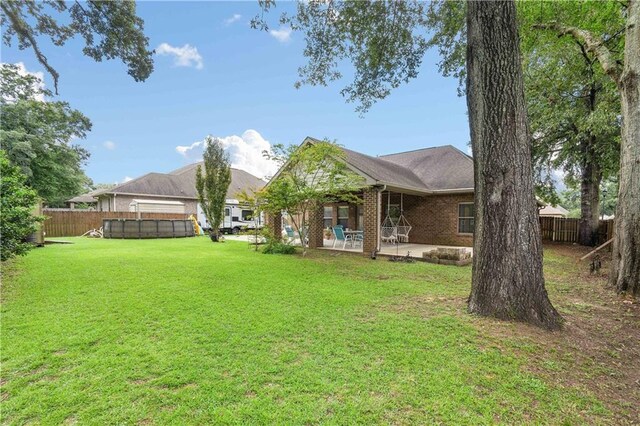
xmin=318 ymin=239 xmax=473 ymax=261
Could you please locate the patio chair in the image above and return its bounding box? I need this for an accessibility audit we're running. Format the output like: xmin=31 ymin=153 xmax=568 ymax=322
xmin=381 ymin=226 xmax=398 ymax=245
xmin=396 ymin=224 xmax=412 ymax=243
xmin=332 ymin=225 xmax=353 ymax=249
xmin=284 ymin=225 xmax=296 ymax=242
xmin=352 ymin=230 xmax=364 ymax=248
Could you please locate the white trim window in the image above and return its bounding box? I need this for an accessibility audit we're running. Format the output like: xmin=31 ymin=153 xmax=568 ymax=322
xmin=323 ymin=206 xmax=333 ymax=228
xmin=458 ymin=203 xmax=474 ymax=234
xmin=337 ymin=206 xmax=349 ymax=228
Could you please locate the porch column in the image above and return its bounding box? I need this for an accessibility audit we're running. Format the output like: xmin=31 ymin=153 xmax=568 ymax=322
xmin=307 ymin=202 xmax=324 ymax=249
xmin=363 ymin=187 xmax=380 ymax=256
xmin=266 ymin=211 xmax=282 ymax=241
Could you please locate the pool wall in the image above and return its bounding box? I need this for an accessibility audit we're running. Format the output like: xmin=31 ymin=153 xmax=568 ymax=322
xmin=103 ymin=219 xmax=195 ymax=239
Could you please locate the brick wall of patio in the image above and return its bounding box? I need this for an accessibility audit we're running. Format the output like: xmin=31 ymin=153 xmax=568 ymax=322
xmin=380 ymin=192 xmax=474 ymax=247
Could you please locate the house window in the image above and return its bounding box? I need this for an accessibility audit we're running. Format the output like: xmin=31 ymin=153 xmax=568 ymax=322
xmin=357 ymin=205 xmax=364 ymax=231
xmin=337 ymin=206 xmax=349 ymax=228
xmin=458 ymin=203 xmax=474 ymax=234
xmin=323 ymin=206 xmax=333 ymax=228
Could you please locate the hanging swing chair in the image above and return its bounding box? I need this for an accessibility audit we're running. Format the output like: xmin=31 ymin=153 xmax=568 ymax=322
xmin=380 ymin=192 xmax=412 ymax=244
xmin=381 ymin=191 xmax=397 ymax=244
xmin=395 ymin=193 xmax=412 ymax=243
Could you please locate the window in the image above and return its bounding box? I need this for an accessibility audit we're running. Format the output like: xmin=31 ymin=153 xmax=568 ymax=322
xmin=458 ymin=203 xmax=474 ymax=234
xmin=337 ymin=206 xmax=349 ymax=228
xmin=241 ymin=210 xmax=253 ymax=221
xmin=224 ymin=208 xmax=230 ymax=217
xmin=323 ymin=206 xmax=333 ymax=228
xmin=357 ymin=205 xmax=364 ymax=231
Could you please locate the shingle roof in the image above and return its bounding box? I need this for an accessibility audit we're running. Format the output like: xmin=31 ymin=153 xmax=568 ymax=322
xmin=67 ymin=193 xmax=98 ymax=203
xmin=539 ymin=204 xmax=569 ymax=217
xmin=303 ymin=137 xmax=474 ymax=193
xmin=379 ymin=145 xmax=474 ymax=191
xmin=95 ymin=164 xmax=265 ymax=199
xmin=341 ymin=148 xmax=427 ymax=190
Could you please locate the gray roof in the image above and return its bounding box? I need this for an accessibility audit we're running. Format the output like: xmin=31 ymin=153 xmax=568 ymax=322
xmin=95 ymin=163 xmax=265 ymax=199
xmin=379 ymin=146 xmax=474 ymax=191
xmin=67 ymin=193 xmax=98 ymax=203
xmin=304 ymin=137 xmax=474 ymax=193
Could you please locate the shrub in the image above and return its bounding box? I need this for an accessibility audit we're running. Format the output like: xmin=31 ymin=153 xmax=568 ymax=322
xmin=1 ymin=150 xmax=41 ymax=261
xmin=260 ymin=226 xmax=296 ymax=255
xmin=262 ymin=242 xmax=296 ymax=255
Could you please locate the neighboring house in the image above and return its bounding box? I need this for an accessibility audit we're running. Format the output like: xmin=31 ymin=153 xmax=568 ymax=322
xmin=93 ymin=163 xmax=265 ymax=215
xmin=538 ymin=204 xmax=570 ymax=218
xmin=66 ymin=192 xmax=99 ymax=209
xmin=268 ymin=137 xmax=476 ymax=252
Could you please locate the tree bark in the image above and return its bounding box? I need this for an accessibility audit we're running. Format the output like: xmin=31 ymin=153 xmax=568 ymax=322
xmin=466 ymin=0 xmax=562 ymax=329
xmin=578 ymin=135 xmax=602 ymax=246
xmin=610 ymin=0 xmax=640 ymax=296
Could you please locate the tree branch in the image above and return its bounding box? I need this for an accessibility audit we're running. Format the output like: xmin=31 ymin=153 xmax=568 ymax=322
xmin=533 ymin=21 xmax=621 ymax=84
xmin=1 ymin=1 xmax=60 ymax=94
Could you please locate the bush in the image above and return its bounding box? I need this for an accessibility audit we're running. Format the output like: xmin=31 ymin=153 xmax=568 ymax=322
xmin=262 ymin=242 xmax=296 ymax=255
xmin=260 ymin=226 xmax=296 ymax=255
xmin=1 ymin=150 xmax=41 ymax=261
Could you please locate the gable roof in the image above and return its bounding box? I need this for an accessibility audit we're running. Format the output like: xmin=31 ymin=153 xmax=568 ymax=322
xmin=300 ymin=137 xmax=474 ymax=194
xmin=94 ymin=164 xmax=265 ymax=200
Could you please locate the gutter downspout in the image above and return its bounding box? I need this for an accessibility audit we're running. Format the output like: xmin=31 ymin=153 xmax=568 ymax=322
xmin=375 ymin=184 xmax=386 ymax=252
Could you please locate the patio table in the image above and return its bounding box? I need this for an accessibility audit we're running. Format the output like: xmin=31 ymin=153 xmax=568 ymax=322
xmin=343 ymin=230 xmax=364 ymax=247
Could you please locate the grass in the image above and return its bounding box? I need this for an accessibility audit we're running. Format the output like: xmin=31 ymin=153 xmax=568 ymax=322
xmin=1 ymin=237 xmax=637 ymax=424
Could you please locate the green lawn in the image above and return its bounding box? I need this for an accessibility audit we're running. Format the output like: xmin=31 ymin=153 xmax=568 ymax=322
xmin=1 ymin=237 xmax=632 ymax=424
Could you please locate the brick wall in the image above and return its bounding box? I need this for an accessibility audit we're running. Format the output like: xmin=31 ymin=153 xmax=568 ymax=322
xmin=307 ymin=203 xmax=324 ymax=248
xmin=266 ymin=211 xmax=282 ymax=241
xmin=362 ymin=188 xmax=379 ymax=255
xmin=394 ymin=193 xmax=474 ymax=247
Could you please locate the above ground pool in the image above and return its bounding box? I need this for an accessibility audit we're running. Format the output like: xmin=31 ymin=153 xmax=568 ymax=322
xmin=102 ymin=219 xmax=195 ymax=239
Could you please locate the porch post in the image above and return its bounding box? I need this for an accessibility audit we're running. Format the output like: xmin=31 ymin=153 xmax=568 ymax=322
xmin=307 ymin=202 xmax=324 ymax=249
xmin=266 ymin=211 xmax=282 ymax=241
xmin=363 ymin=187 xmax=380 ymax=256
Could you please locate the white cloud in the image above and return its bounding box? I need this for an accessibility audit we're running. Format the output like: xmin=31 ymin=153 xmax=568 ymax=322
xmin=269 ymin=27 xmax=292 ymax=43
xmin=224 ymin=14 xmax=242 ymax=25
xmin=1 ymin=62 xmax=46 ymax=102
xmin=122 ymin=176 xmax=133 ymax=183
xmin=156 ymin=43 xmax=203 ymax=70
xmin=103 ymin=141 xmax=116 ymax=150
xmin=175 ymin=130 xmax=278 ymax=180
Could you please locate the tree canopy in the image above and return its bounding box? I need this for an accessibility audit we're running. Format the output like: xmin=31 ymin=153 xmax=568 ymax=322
xmin=195 ymin=137 xmax=232 ymax=240
xmin=1 ymin=0 xmax=154 ymax=93
xmin=0 ymin=63 xmax=93 ymax=206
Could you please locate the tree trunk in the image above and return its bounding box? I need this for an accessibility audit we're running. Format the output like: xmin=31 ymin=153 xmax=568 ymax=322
xmin=466 ymin=0 xmax=562 ymax=329
xmin=578 ymin=136 xmax=602 ymax=246
xmin=610 ymin=0 xmax=640 ymax=296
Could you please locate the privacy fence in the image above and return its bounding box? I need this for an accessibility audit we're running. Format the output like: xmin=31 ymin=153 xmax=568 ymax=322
xmin=42 ymin=209 xmax=189 ymax=237
xmin=539 ymin=217 xmax=614 ymax=245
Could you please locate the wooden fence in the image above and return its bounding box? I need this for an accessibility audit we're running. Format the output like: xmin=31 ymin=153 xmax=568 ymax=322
xmin=539 ymin=217 xmax=614 ymax=244
xmin=43 ymin=209 xmax=190 ymax=237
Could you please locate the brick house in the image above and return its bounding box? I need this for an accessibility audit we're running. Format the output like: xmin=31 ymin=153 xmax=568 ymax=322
xmin=93 ymin=162 xmax=265 ymax=214
xmin=267 ymin=137 xmax=475 ymax=254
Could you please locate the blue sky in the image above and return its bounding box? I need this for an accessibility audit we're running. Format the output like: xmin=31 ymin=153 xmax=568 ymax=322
xmin=2 ymin=1 xmax=469 ymax=184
